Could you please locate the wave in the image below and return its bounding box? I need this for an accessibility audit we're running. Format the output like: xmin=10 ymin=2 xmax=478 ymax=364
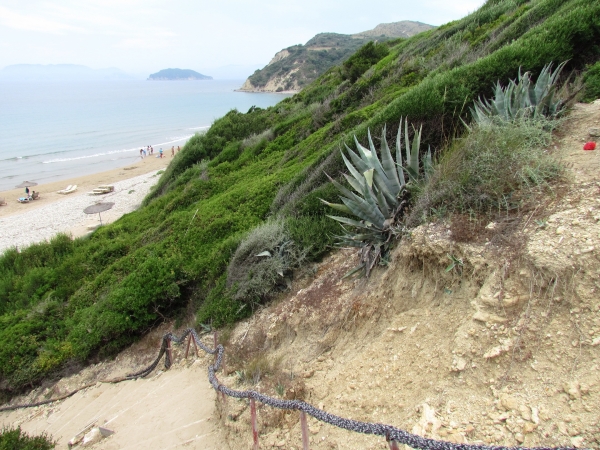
xmin=186 ymin=125 xmax=210 ymax=130
xmin=41 ymin=134 xmax=194 ymax=164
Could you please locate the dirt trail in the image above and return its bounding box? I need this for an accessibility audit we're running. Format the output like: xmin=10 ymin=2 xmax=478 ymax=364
xmin=0 ymin=326 xmax=228 ymax=449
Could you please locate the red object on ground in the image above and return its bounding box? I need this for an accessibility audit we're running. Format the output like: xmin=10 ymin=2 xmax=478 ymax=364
xmin=584 ymin=142 xmax=596 ymax=150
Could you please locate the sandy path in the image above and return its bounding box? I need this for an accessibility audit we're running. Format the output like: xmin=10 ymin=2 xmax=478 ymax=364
xmin=0 ymin=365 xmax=224 ymax=449
xmin=0 ymin=324 xmax=229 ymax=449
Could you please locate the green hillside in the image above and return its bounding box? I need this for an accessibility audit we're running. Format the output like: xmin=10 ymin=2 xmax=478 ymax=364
xmin=0 ymin=0 xmax=599 ymax=398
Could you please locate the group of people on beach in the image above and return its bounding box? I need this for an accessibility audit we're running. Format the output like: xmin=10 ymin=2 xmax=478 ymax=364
xmin=139 ymin=145 xmax=181 ymax=159
xmin=139 ymin=146 xmax=154 ymax=158
xmin=22 ymin=186 xmax=39 ymax=201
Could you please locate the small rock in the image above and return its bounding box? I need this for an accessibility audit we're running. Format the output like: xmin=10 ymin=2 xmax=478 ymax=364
xmin=276 ymin=440 xmax=287 ymax=447
xmin=500 ymin=394 xmax=519 ymax=411
xmin=515 ymin=432 xmax=525 ymax=444
xmin=563 ymin=381 xmax=581 ymax=399
xmin=523 ymin=422 xmax=537 ymax=434
xmin=309 ymin=425 xmax=321 ymax=435
xmin=473 ymin=311 xmax=507 ymax=324
xmin=558 ymin=422 xmax=569 ymax=435
xmin=465 ymin=425 xmax=475 ymax=434
xmin=556 ymin=226 xmax=565 ymax=235
xmin=589 ymin=128 xmax=600 ymax=137
xmin=519 ymin=404 xmax=532 ymax=421
xmin=451 ymin=357 xmax=467 ymax=372
xmin=571 ymin=436 xmax=585 ymax=448
xmin=302 ymin=370 xmax=314 ymax=379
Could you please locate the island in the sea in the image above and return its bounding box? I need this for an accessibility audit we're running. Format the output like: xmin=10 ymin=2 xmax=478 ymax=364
xmin=148 ymin=68 xmax=212 ymax=80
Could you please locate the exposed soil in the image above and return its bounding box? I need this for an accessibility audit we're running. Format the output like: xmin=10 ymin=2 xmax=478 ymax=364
xmin=218 ymin=101 xmax=600 ymax=449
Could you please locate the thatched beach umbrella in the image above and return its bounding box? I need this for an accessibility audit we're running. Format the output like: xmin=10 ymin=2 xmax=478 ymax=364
xmin=15 ymin=181 xmax=38 ymax=188
xmin=84 ymin=202 xmax=114 ymax=225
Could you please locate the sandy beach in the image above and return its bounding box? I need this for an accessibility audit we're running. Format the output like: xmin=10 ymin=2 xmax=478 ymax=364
xmin=0 ymin=155 xmax=172 ymax=253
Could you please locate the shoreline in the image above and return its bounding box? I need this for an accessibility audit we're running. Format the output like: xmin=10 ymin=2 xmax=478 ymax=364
xmin=0 ymin=154 xmax=172 ymax=253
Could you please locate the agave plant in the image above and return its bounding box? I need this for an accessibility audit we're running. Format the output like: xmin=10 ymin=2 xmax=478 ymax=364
xmin=471 ymin=61 xmax=567 ymax=125
xmin=321 ymin=118 xmax=432 ymax=277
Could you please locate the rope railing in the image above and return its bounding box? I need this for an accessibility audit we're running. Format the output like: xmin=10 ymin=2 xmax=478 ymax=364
xmin=141 ymin=329 xmax=576 ymax=450
xmin=0 ymin=328 xmax=578 ymax=450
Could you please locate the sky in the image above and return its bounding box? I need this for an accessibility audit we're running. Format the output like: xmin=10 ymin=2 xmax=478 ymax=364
xmin=0 ymin=0 xmax=485 ymax=78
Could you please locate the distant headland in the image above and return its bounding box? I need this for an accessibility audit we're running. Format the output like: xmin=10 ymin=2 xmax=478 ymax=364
xmin=148 ymin=68 xmax=212 ymax=80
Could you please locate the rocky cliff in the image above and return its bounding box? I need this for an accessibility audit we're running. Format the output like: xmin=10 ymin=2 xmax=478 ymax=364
xmin=239 ymin=21 xmax=434 ymax=93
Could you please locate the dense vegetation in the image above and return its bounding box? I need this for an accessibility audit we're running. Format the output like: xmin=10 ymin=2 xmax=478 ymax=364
xmin=0 ymin=0 xmax=599 ymax=398
xmin=0 ymin=427 xmax=54 ymax=449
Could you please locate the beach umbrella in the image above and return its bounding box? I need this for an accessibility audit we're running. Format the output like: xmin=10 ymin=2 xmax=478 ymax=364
xmin=84 ymin=202 xmax=114 ymax=225
xmin=15 ymin=181 xmax=38 ymax=188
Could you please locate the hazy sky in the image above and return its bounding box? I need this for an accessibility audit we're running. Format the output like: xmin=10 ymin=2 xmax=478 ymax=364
xmin=0 ymin=0 xmax=485 ymax=76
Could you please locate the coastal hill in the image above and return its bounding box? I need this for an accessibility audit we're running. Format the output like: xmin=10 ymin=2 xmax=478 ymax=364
xmin=1 ymin=1 xmax=600 ymax=448
xmin=148 ymin=68 xmax=212 ymax=80
xmin=238 ymin=20 xmax=434 ymax=93
xmin=0 ymin=64 xmax=132 ymax=81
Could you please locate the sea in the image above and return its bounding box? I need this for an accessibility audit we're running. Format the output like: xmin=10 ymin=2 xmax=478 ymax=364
xmin=0 ymin=80 xmax=289 ymax=191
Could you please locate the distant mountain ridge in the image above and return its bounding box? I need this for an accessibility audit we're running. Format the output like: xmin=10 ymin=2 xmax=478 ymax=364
xmin=239 ymin=20 xmax=434 ymax=93
xmin=0 ymin=64 xmax=133 ymax=81
xmin=148 ymin=68 xmax=212 ymax=81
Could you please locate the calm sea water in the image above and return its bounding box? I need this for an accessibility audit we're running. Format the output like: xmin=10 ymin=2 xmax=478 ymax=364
xmin=0 ymin=80 xmax=288 ymax=191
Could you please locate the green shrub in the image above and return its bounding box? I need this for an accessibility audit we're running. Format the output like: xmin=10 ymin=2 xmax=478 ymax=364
xmin=342 ymin=41 xmax=390 ymax=83
xmin=410 ymin=117 xmax=562 ymax=224
xmin=227 ymin=219 xmax=305 ymax=305
xmin=0 ymin=426 xmax=55 ymax=449
xmin=583 ymin=61 xmax=600 ymax=102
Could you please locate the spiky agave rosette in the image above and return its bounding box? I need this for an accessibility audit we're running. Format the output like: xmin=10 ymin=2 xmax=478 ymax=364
xmin=322 ymin=118 xmax=432 ymax=277
xmin=470 ymin=61 xmax=567 ymax=124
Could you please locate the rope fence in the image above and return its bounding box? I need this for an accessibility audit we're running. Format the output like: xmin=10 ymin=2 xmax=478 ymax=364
xmin=0 ymin=328 xmax=578 ymax=450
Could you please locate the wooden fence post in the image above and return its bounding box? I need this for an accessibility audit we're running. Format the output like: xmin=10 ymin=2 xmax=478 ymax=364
xmin=250 ymin=398 xmax=259 ymax=449
xmin=300 ymin=411 xmax=310 ymax=450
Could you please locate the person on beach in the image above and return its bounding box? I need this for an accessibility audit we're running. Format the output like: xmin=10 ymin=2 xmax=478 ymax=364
xmin=150 ymin=146 xmax=154 ymax=155
xmin=177 ymin=145 xmax=180 ymax=153
xmin=171 ymin=146 xmax=175 ymax=157
xmin=159 ymin=148 xmax=163 ymax=158
xmin=25 ymin=186 xmax=30 ymax=196
xmin=140 ymin=148 xmax=144 ymax=158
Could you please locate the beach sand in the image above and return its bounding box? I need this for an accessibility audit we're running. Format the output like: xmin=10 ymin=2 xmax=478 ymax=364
xmin=0 ymin=155 xmax=173 ymax=253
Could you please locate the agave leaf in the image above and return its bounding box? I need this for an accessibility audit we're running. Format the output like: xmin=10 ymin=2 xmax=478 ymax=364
xmin=345 ymin=144 xmax=370 ymax=174
xmin=341 ymin=153 xmax=366 ymax=191
xmin=409 ymin=124 xmax=422 ymax=178
xmin=372 ymin=170 xmax=397 ymax=205
xmin=327 ymin=174 xmax=356 ymax=200
xmin=367 ymin=128 xmax=377 ymax=154
xmin=319 ymin=199 xmax=352 ymax=214
xmin=340 ymin=194 xmax=384 ymax=228
xmin=344 ymin=191 xmax=385 ymax=229
xmin=364 ymin=168 xmax=375 ymax=188
xmin=342 ymin=172 xmax=365 ymax=195
xmin=395 ymin=120 xmax=407 ymax=186
xmin=342 ymin=263 xmax=366 ymax=279
xmin=379 ymin=125 xmax=402 ymax=192
xmin=374 ymin=185 xmax=391 ymax=218
xmin=326 ymin=214 xmax=374 ymax=230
